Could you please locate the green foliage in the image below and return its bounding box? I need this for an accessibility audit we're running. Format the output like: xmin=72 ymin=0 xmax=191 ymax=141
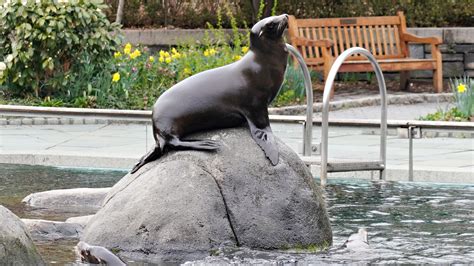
xmin=1 ymin=2 xmax=308 ymax=110
xmin=101 ymin=0 xmax=473 ymax=28
xmin=0 ymin=0 xmax=122 ymax=98
xmin=420 ymin=76 xmax=473 ymax=122
xmin=419 ymin=107 xmax=469 ymax=122
xmin=449 ymin=76 xmax=473 ymax=117
xmin=273 ymin=65 xmax=312 ymax=107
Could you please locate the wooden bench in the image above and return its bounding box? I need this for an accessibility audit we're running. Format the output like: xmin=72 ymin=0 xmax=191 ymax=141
xmin=288 ymin=12 xmax=443 ymax=94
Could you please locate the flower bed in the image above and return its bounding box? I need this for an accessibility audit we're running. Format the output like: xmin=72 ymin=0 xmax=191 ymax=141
xmin=420 ymin=76 xmax=473 ymax=121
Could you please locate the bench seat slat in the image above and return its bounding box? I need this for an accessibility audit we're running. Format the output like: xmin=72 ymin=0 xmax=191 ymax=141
xmin=305 ymin=58 xmax=437 ymax=72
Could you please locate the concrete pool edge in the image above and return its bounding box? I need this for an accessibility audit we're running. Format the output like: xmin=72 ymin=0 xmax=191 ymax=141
xmin=0 ymin=92 xmax=454 ymax=122
xmin=1 ymin=153 xmax=471 ymax=184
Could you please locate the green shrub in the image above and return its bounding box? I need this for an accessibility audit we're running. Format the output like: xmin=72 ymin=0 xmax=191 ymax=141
xmin=420 ymin=76 xmax=473 ymax=121
xmin=1 ymin=2 xmax=307 ymax=109
xmin=450 ymin=76 xmax=473 ymax=118
xmin=0 ymin=0 xmax=122 ymax=98
xmin=100 ymin=0 xmax=473 ymax=28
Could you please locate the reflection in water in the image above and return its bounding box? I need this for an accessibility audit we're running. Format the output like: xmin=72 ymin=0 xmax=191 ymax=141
xmin=0 ymin=163 xmax=125 ymax=220
xmin=0 ymin=164 xmax=473 ymax=264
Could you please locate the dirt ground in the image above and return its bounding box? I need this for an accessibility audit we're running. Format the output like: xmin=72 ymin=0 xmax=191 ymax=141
xmin=311 ymin=79 xmax=445 ymax=102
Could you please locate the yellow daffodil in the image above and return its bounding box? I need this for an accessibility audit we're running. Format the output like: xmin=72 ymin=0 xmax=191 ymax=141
xmin=129 ymin=49 xmax=141 ymax=59
xmin=457 ymin=83 xmax=466 ymax=93
xmin=112 ymin=72 xmax=120 ymax=82
xmin=114 ymin=51 xmax=122 ymax=58
xmin=123 ymin=43 xmax=132 ymax=54
xmin=233 ymin=55 xmax=242 ymax=61
xmin=159 ymin=50 xmax=170 ymax=58
xmin=149 ymin=56 xmax=155 ymax=62
xmin=183 ymin=67 xmax=192 ymax=75
xmin=165 ymin=57 xmax=172 ymax=64
xmin=241 ymin=46 xmax=249 ymax=53
xmin=171 ymin=48 xmax=178 ymax=54
xmin=159 ymin=56 xmax=165 ymax=63
xmin=171 ymin=52 xmax=181 ymax=60
xmin=203 ymin=48 xmax=217 ymax=57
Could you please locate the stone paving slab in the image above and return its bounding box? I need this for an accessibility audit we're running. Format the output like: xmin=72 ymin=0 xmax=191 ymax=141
xmin=1 ymin=123 xmax=472 ymax=183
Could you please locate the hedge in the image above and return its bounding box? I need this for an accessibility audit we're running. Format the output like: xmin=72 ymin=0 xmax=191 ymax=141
xmin=103 ymin=0 xmax=474 ymax=28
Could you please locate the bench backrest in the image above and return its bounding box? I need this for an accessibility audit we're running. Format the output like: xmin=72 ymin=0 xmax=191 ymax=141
xmin=288 ymin=12 xmax=409 ymax=62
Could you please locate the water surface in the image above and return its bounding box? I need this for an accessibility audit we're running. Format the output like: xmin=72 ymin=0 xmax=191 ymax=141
xmin=1 ymin=164 xmax=472 ymax=264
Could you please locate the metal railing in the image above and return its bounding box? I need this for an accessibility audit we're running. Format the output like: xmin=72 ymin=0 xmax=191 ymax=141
xmin=285 ymin=44 xmax=314 ymax=157
xmin=321 ymin=47 xmax=387 ymax=185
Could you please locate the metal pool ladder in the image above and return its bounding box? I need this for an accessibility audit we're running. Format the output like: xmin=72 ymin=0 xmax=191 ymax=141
xmin=286 ymin=45 xmax=387 ymax=186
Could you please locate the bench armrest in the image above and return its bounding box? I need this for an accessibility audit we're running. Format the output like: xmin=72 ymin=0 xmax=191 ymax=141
xmin=401 ymin=33 xmax=442 ymax=45
xmin=292 ymin=36 xmax=334 ymax=48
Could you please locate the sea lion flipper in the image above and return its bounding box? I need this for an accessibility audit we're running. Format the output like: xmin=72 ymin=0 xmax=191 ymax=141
xmin=246 ymin=119 xmax=279 ymax=165
xmin=131 ymin=143 xmax=163 ymax=174
xmin=169 ymin=137 xmax=221 ymax=151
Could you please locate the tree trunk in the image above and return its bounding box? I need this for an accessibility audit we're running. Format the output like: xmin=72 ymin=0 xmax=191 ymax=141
xmin=116 ymin=0 xmax=125 ymax=24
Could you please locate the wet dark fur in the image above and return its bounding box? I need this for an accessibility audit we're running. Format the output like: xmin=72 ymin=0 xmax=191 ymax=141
xmin=131 ymin=14 xmax=289 ymax=173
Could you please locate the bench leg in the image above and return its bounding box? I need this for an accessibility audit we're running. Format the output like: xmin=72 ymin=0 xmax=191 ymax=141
xmin=433 ymin=69 xmax=443 ymax=93
xmin=399 ymin=71 xmax=410 ymax=91
xmin=323 ymin=62 xmax=335 ymax=99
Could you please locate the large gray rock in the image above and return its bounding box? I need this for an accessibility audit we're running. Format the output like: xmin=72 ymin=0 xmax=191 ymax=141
xmin=21 ymin=219 xmax=84 ymax=241
xmin=0 ymin=206 xmax=45 ymax=265
xmin=82 ymin=128 xmax=332 ymax=263
xmin=66 ymin=215 xmax=94 ymax=227
xmin=22 ymin=187 xmax=110 ymax=212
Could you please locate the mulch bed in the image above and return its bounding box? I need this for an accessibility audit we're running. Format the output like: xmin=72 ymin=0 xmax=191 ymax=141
xmin=311 ymin=79 xmax=445 ymax=102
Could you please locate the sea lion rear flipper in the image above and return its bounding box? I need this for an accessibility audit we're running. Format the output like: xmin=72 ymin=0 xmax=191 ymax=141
xmin=246 ymin=118 xmax=279 ymax=165
xmin=130 ymin=143 xmax=163 ymax=174
xmin=169 ymin=137 xmax=221 ymax=150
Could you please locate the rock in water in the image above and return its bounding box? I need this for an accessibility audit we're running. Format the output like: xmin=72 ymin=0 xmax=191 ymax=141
xmin=82 ymin=128 xmax=332 ymax=263
xmin=22 ymin=187 xmax=110 ymax=212
xmin=0 ymin=206 xmax=45 ymax=265
xmin=21 ymin=219 xmax=84 ymax=241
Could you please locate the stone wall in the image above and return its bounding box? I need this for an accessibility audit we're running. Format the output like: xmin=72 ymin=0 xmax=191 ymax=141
xmin=123 ymin=27 xmax=474 ymax=79
xmin=407 ymin=28 xmax=474 ymax=79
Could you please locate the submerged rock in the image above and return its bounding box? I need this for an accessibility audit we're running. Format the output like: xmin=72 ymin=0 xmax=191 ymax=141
xmin=82 ymin=127 xmax=332 ymax=263
xmin=22 ymin=187 xmax=111 ymax=212
xmin=66 ymin=215 xmax=94 ymax=227
xmin=0 ymin=205 xmax=45 ymax=265
xmin=21 ymin=218 xmax=84 ymax=241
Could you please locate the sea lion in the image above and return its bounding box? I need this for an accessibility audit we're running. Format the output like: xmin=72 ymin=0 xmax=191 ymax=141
xmin=131 ymin=14 xmax=289 ymax=174
xmin=76 ymin=241 xmax=125 ymax=266
xmin=342 ymin=228 xmax=370 ymax=250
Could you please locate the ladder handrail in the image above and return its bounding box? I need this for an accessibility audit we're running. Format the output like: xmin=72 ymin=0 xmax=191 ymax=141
xmin=321 ymin=47 xmax=387 ymax=186
xmin=285 ymin=44 xmax=313 ymax=157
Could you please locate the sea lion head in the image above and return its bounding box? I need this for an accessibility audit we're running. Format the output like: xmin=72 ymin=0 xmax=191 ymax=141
xmin=250 ymin=14 xmax=289 ymax=51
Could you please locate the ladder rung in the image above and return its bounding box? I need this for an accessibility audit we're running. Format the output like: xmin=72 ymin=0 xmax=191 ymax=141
xmin=327 ymin=160 xmax=384 ymax=172
xmin=300 ymin=156 xmax=321 ymax=165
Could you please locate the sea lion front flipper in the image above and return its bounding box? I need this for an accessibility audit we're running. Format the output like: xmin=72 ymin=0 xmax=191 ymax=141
xmin=246 ymin=117 xmax=279 ymax=165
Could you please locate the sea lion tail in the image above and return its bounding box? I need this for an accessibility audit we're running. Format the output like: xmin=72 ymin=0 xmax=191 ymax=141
xmin=130 ymin=142 xmax=163 ymax=174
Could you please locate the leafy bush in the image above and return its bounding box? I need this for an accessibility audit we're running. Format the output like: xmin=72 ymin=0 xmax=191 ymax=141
xmin=101 ymin=0 xmax=473 ymax=28
xmin=0 ymin=0 xmax=122 ymax=98
xmin=1 ymin=2 xmax=308 ymax=109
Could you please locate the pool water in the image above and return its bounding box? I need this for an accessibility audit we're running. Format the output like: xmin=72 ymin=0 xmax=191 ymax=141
xmin=0 ymin=164 xmax=473 ymax=264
